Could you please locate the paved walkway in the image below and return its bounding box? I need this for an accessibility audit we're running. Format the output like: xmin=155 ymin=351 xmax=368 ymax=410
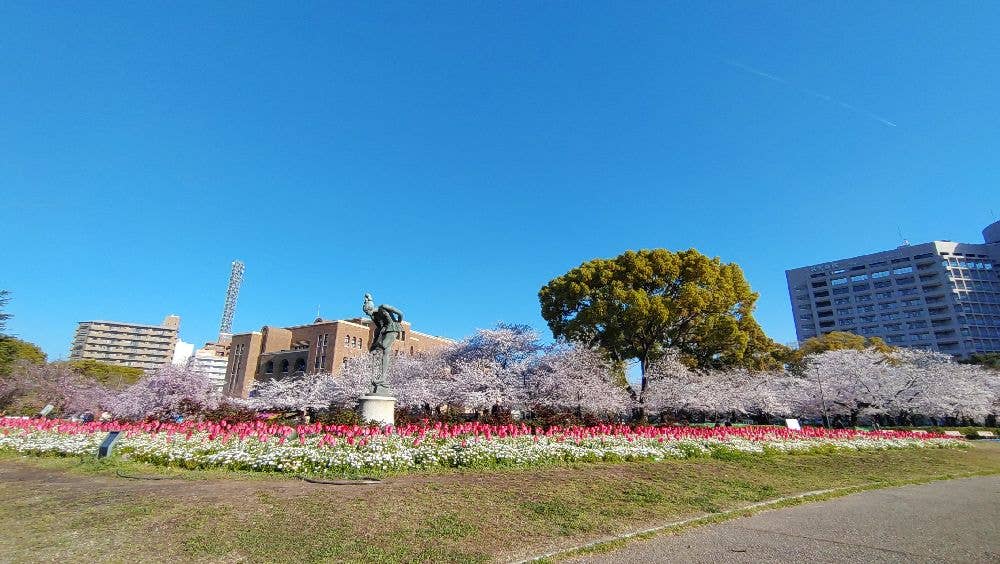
xmin=572 ymin=476 xmax=1000 ymax=563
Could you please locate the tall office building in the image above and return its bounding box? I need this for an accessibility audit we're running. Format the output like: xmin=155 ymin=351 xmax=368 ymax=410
xmin=223 ymin=316 xmax=454 ymax=398
xmin=786 ymin=221 xmax=1000 ymax=358
xmin=70 ymin=315 xmax=181 ymax=370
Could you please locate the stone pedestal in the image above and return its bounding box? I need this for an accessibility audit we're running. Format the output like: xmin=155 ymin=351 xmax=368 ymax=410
xmin=358 ymin=394 xmax=396 ymax=427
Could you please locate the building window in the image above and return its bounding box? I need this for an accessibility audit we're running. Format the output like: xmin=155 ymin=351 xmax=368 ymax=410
xmin=281 ymin=359 xmax=289 ymax=373
xmin=893 ymin=266 xmax=914 ymax=275
xmin=265 ymin=361 xmax=274 ymax=374
xmin=294 ymin=358 xmax=306 ymax=373
xmin=315 ymin=333 xmax=329 ymax=371
xmin=831 ymin=277 xmax=848 ymax=286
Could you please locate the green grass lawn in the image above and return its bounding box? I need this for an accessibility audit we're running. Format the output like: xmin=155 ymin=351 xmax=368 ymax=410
xmin=1 ymin=444 xmax=999 ymax=563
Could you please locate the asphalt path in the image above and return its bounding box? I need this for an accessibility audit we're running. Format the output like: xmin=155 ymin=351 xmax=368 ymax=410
xmin=571 ymin=476 xmax=1000 ymax=563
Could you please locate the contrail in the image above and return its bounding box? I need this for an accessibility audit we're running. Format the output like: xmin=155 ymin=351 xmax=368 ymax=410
xmin=723 ymin=59 xmax=897 ymax=128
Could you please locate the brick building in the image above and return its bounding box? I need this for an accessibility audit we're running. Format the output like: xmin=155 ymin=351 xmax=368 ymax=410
xmin=222 ymin=317 xmax=453 ymax=398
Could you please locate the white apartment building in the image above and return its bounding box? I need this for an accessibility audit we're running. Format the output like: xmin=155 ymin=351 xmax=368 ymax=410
xmin=188 ymin=343 xmax=229 ymax=392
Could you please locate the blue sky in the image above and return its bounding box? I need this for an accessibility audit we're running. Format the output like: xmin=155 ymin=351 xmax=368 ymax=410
xmin=2 ymin=2 xmax=999 ymax=360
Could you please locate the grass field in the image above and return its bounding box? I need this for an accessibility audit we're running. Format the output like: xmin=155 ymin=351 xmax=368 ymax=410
xmin=2 ymin=443 xmax=999 ymax=563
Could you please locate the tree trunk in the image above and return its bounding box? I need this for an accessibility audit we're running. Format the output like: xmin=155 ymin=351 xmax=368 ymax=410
xmin=635 ymin=355 xmax=650 ymax=422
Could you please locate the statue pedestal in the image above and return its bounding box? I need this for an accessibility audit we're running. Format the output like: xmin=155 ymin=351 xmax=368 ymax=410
xmin=358 ymin=395 xmax=396 ymax=427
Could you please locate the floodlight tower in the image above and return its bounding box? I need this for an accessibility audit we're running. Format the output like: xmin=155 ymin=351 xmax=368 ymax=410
xmin=218 ymin=260 xmax=244 ymax=343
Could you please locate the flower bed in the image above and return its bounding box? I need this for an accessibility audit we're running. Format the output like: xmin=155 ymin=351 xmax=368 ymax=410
xmin=0 ymin=418 xmax=964 ymax=475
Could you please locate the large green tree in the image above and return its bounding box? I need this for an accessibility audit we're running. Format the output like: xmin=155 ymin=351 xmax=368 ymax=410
xmin=539 ymin=248 xmax=780 ymax=410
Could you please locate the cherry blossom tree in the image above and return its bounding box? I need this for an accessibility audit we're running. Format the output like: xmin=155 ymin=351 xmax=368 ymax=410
xmin=527 ymin=343 xmax=632 ymax=417
xmin=448 ymin=323 xmax=540 ymax=370
xmin=336 ymin=353 xmax=383 ymax=404
xmin=642 ymin=351 xmax=702 ymax=416
xmin=391 ymin=349 xmax=455 ymax=410
xmin=109 ymin=365 xmax=218 ymax=420
xmin=446 ymin=357 xmax=527 ymax=413
xmin=912 ymin=361 xmax=995 ymax=423
xmin=797 ymin=349 xmax=889 ymax=425
xmin=796 ymin=348 xmax=998 ymax=426
xmin=0 ymin=361 xmax=113 ymax=416
xmin=245 ymin=373 xmax=352 ymax=411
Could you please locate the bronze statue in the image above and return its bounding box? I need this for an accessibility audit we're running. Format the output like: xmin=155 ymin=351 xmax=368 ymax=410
xmin=363 ymin=293 xmax=403 ymax=395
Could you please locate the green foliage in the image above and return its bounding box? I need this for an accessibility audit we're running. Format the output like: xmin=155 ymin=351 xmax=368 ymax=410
xmin=538 ymin=248 xmax=780 ymax=374
xmin=318 ymin=408 xmax=365 ymax=426
xmin=788 ymin=331 xmax=893 ymax=373
xmin=0 ymin=290 xmax=11 ymax=334
xmin=64 ymin=359 xmax=143 ymax=388
xmin=200 ymin=402 xmax=259 ymax=423
xmin=960 ymin=353 xmax=1000 ymax=370
xmin=796 ymin=331 xmax=892 ymax=357
xmin=0 ymin=337 xmax=46 ymax=376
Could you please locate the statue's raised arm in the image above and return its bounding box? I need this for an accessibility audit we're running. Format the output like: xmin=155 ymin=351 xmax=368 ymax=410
xmin=381 ymin=304 xmax=403 ymax=323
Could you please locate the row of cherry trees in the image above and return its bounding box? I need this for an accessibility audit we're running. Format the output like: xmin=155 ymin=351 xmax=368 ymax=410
xmin=645 ymin=348 xmax=998 ymax=426
xmin=245 ymin=324 xmax=632 ymax=420
xmin=0 ymin=362 xmax=219 ymax=419
xmin=4 ymin=323 xmax=996 ymax=425
xmin=247 ymin=324 xmax=999 ymax=426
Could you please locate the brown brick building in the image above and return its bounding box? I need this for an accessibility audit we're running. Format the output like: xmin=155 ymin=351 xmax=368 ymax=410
xmin=222 ymin=317 xmax=453 ymax=398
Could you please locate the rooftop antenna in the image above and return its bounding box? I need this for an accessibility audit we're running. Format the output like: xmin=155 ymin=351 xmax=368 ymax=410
xmin=897 ymin=226 xmax=910 ymax=247
xmin=218 ymin=260 xmax=245 ymax=342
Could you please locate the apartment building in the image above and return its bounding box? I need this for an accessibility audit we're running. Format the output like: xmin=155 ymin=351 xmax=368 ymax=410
xmin=223 ymin=317 xmax=453 ymax=398
xmin=70 ymin=315 xmax=181 ymax=370
xmin=188 ymin=342 xmax=230 ymax=393
xmin=785 ymin=220 xmax=1000 ymax=358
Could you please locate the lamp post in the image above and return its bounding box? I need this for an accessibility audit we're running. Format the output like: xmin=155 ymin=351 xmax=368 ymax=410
xmin=815 ymin=370 xmax=831 ymax=428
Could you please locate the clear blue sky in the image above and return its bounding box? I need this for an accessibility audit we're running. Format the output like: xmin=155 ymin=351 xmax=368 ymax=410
xmin=2 ymin=2 xmax=999 ymax=360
